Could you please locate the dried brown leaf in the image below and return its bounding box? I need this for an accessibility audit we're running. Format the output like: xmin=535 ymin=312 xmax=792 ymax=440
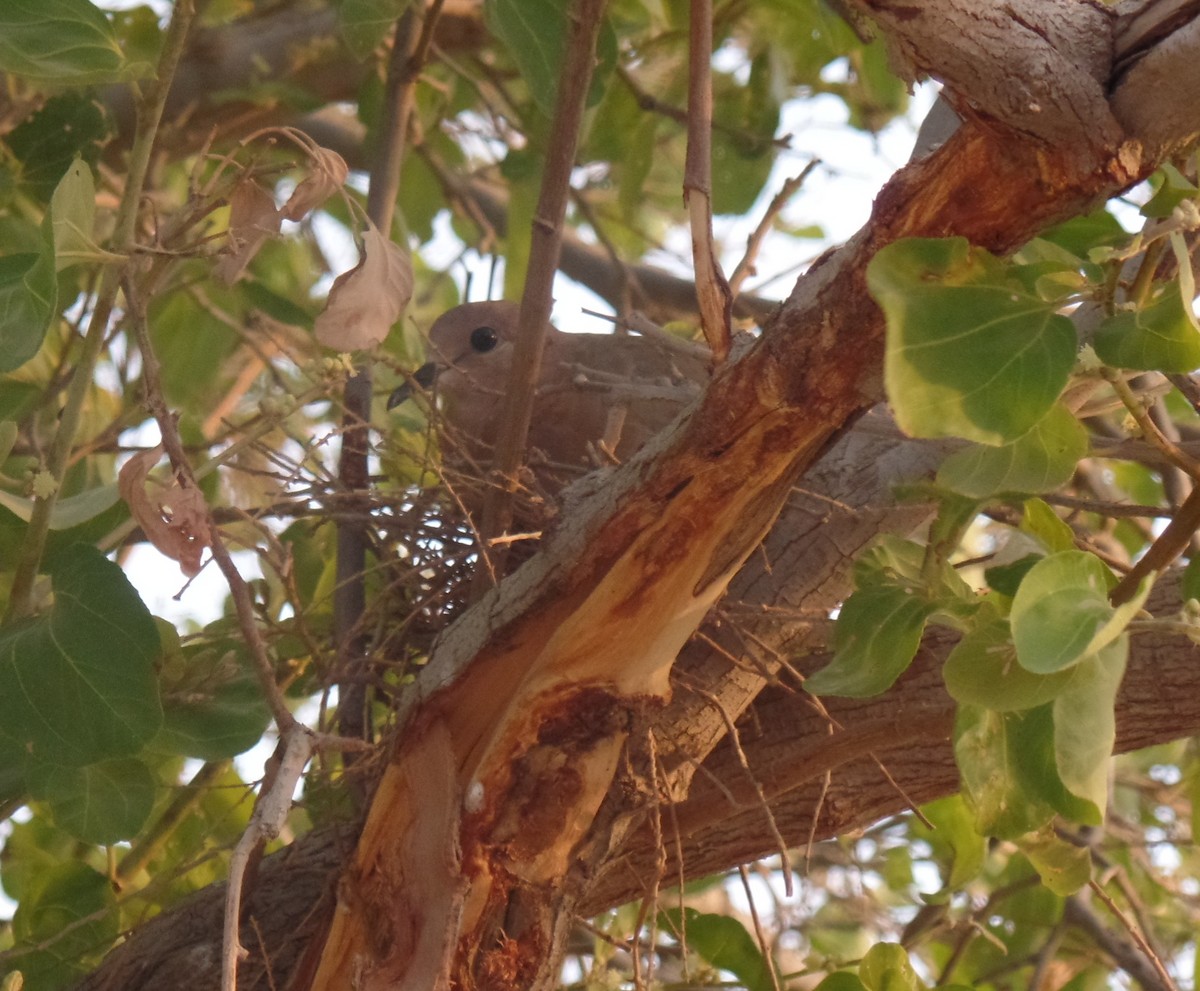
xmin=281 ymin=145 xmax=349 ymax=222
xmin=216 ymin=179 xmax=282 ymax=285
xmin=118 ymin=445 xmax=211 ymax=578
xmin=314 ymin=222 xmax=413 ymax=350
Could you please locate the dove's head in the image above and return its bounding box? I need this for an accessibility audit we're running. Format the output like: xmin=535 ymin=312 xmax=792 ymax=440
xmin=387 ymin=301 xmax=522 ymax=410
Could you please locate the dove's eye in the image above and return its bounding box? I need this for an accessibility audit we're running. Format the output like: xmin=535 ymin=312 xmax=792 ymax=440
xmin=470 ymin=326 xmax=499 ymax=353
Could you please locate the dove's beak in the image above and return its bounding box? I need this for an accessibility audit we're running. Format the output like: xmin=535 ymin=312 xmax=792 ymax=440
xmin=387 ymin=361 xmax=439 ymax=410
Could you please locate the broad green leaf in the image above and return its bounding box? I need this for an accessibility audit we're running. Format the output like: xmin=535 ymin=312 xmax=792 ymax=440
xmin=914 ymin=795 xmax=985 ymax=891
xmin=937 ymin=405 xmax=1087 ymax=497
xmin=957 ymin=703 xmax=1098 ymax=836
xmin=1010 ymin=552 xmax=1122 ymax=674
xmin=853 ymin=535 xmax=926 ymax=586
xmin=1021 ymin=497 xmax=1076 ymax=553
xmin=11 ymin=862 xmax=118 ymax=988
xmin=869 ymin=238 xmax=1076 ymax=445
xmin=860 ymin=943 xmax=925 ymax=991
xmin=1093 ymin=281 xmax=1200 ymax=373
xmin=156 ymin=642 xmax=272 ymax=760
xmin=1037 ymin=208 xmax=1128 ymax=261
xmin=1053 ymin=637 xmax=1127 ymax=819
xmin=805 ymin=585 xmax=933 ymax=697
xmin=711 ymin=58 xmax=780 ymax=215
xmin=955 ymin=705 xmax=1057 ymax=838
xmin=1140 ymin=162 xmax=1198 ymax=219
xmin=0 ymin=0 xmax=130 ymax=84
xmin=943 ymin=611 xmax=1074 ymax=712
xmin=0 ymin=246 xmax=58 ymax=374
xmin=0 ymin=544 xmax=161 ymax=766
xmin=28 ymin=757 xmax=156 ymax=844
xmin=0 ymin=814 xmax=78 ymax=904
xmin=486 ymin=0 xmax=618 ymax=117
xmin=0 ymin=482 xmax=118 ymax=529
xmin=1018 ymin=825 xmax=1092 ymax=896
xmin=5 ymin=92 xmax=112 ymax=200
xmin=984 ymin=552 xmax=1042 ymax=598
xmin=49 ymin=159 xmax=120 ymax=270
xmin=339 ymin=0 xmax=411 ymax=59
xmin=660 ymin=907 xmax=775 ymax=991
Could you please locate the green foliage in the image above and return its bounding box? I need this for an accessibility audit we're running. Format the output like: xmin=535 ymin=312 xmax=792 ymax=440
xmin=0 ymin=544 xmax=160 ymax=768
xmin=661 ymin=907 xmax=777 ymax=991
xmin=1094 ymin=273 xmax=1200 ymax=371
xmin=0 ymin=0 xmax=135 ymax=85
xmin=869 ymin=237 xmax=1077 ymax=445
xmin=936 ymin=403 xmax=1088 ymax=497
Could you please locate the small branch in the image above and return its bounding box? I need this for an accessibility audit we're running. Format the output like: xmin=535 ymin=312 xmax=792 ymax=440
xmin=1062 ymin=882 xmax=1178 ymax=991
xmin=125 ymin=279 xmax=295 ymax=733
xmin=684 ymin=0 xmax=732 ymax=362
xmin=222 ymin=728 xmax=316 ymax=991
xmin=474 ymin=0 xmax=612 ymax=563
xmin=728 ymin=164 xmax=817 ymax=298
xmin=336 ymin=2 xmax=444 ymax=753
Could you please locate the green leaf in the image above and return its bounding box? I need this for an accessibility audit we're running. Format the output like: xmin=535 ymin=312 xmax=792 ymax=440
xmin=11 ymin=862 xmax=118 ymax=987
xmin=957 ymin=702 xmax=1099 ymax=836
xmin=1010 ymin=551 xmax=1121 ymax=674
xmin=1140 ymin=162 xmax=1198 ymax=220
xmin=157 ymin=641 xmax=272 ymax=760
xmin=955 ymin=705 xmax=1058 ymax=838
xmin=660 ymin=907 xmax=775 ymax=991
xmin=937 ymin=405 xmax=1088 ymax=497
xmin=0 ymin=482 xmax=118 ymax=530
xmin=869 ymin=238 xmax=1076 ymax=445
xmin=28 ymin=757 xmax=156 ymax=844
xmin=0 ymin=544 xmax=161 ymax=766
xmin=0 ymin=0 xmax=130 ymax=84
xmin=860 ymin=943 xmax=925 ymax=991
xmin=49 ymin=158 xmax=121 ymax=270
xmin=6 ymin=91 xmax=112 ymax=200
xmin=1093 ymin=280 xmax=1200 ymax=373
xmin=0 ymin=244 xmax=58 ymax=374
xmin=1021 ymin=497 xmax=1075 ymax=553
xmin=805 ymin=585 xmax=933 ymax=697
xmin=339 ymin=0 xmax=411 ymax=60
xmin=815 ymin=974 xmax=869 ymax=991
xmin=943 ymin=610 xmax=1074 ymax=712
xmin=1037 ymin=208 xmax=1129 ymax=260
xmin=1018 ymin=825 xmax=1092 ymax=896
xmin=1182 ymin=554 xmax=1200 ymax=603
xmin=914 ymin=795 xmax=986 ymax=891
xmin=1052 ymin=637 xmax=1127 ymax=819
xmin=486 ymin=0 xmax=618 ymax=117
xmin=984 ymin=553 xmax=1042 ymax=598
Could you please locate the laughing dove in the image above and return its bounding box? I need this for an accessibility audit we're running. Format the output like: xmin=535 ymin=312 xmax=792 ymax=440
xmin=388 ymin=300 xmax=708 ymax=513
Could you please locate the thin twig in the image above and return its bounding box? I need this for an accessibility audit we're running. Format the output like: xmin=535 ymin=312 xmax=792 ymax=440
xmin=729 ymin=164 xmax=818 ymax=298
xmin=737 ymin=865 xmax=783 ymax=991
xmin=683 ymin=0 xmax=732 ymax=362
xmin=683 ymin=679 xmax=794 ymax=894
xmin=474 ymin=0 xmax=612 ymax=573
